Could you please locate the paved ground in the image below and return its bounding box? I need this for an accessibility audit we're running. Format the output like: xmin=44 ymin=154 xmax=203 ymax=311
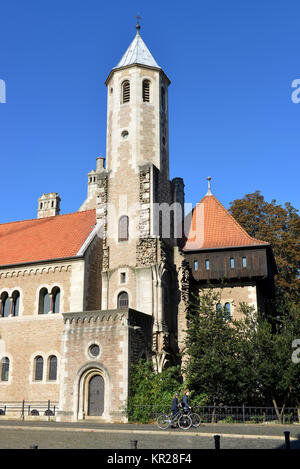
xmin=0 ymin=420 xmax=299 ymax=449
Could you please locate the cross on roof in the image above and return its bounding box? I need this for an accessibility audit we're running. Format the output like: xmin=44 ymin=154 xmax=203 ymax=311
xmin=136 ymin=14 xmax=142 ymax=31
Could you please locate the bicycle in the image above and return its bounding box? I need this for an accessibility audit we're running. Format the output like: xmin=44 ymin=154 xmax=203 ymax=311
xmin=156 ymin=409 xmax=192 ymax=430
xmin=188 ymin=409 xmax=201 ymax=427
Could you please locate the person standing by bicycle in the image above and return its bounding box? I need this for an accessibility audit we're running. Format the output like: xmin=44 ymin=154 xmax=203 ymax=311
xmin=171 ymin=392 xmax=179 ymax=427
xmin=182 ymin=389 xmax=191 ymax=414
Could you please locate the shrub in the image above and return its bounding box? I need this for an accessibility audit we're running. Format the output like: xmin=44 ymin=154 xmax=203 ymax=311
xmin=127 ymin=359 xmax=183 ymax=423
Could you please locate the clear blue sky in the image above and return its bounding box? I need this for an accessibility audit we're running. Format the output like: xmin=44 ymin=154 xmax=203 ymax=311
xmin=0 ymin=0 xmax=299 ymax=224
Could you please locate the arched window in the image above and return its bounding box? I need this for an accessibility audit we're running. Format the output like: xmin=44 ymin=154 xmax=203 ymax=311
xmin=118 ymin=291 xmax=129 ymax=309
xmin=39 ymin=288 xmax=50 ymax=314
xmin=122 ymin=80 xmax=130 ymax=103
xmin=118 ymin=216 xmax=129 ymax=242
xmin=34 ymin=356 xmax=43 ymax=381
xmin=216 ymin=303 xmax=222 ymax=312
xmin=48 ymin=355 xmax=57 ymax=381
xmin=143 ymin=79 xmax=150 ymax=102
xmin=225 ymin=303 xmax=231 ymax=320
xmin=12 ymin=291 xmax=20 ymax=317
xmin=1 ymin=292 xmax=10 ymax=317
xmin=1 ymin=357 xmax=9 ymax=381
xmin=52 ymin=287 xmax=60 ymax=314
xmin=161 ymin=87 xmax=166 ymax=110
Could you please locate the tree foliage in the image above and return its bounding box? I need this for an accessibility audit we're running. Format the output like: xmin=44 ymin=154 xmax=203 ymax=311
xmin=183 ymin=289 xmax=251 ymax=405
xmin=127 ymin=360 xmax=184 ymax=423
xmin=183 ymin=288 xmax=300 ymax=419
xmin=229 ymin=191 xmax=300 ymax=304
xmin=238 ymin=301 xmax=300 ymax=421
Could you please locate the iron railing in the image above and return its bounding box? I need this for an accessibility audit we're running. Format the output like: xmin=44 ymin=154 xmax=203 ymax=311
xmin=0 ymin=400 xmax=59 ymax=418
xmin=128 ymin=405 xmax=299 ymax=424
xmin=193 ymin=405 xmax=299 ymax=424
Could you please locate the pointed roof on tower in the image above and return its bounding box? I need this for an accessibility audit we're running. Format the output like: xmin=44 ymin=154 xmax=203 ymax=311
xmin=116 ymin=26 xmax=160 ymax=69
xmin=105 ymin=20 xmax=170 ymax=86
xmin=183 ymin=189 xmax=268 ymax=251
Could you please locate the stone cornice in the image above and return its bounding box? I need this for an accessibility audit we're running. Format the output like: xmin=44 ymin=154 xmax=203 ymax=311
xmin=105 ymin=64 xmax=171 ymax=87
xmin=0 ymin=262 xmax=73 ymax=279
xmin=63 ymin=308 xmax=153 ymax=326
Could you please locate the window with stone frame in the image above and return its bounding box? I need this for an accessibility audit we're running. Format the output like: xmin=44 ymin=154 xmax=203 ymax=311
xmin=1 ymin=292 xmax=10 ymax=317
xmin=34 ymin=356 xmax=44 ymax=381
xmin=48 ymin=355 xmax=57 ymax=381
xmin=143 ymin=79 xmax=150 ymax=102
xmin=38 ymin=288 xmax=50 ymax=314
xmin=120 ymin=272 xmax=126 ymax=284
xmin=225 ymin=302 xmax=231 ymax=320
xmin=118 ymin=291 xmax=129 ymax=309
xmin=118 ymin=215 xmax=129 ymax=242
xmin=12 ymin=290 xmax=20 ymax=316
xmin=122 ymin=80 xmax=130 ymax=103
xmin=52 ymin=287 xmax=60 ymax=313
xmin=1 ymin=357 xmax=9 ymax=381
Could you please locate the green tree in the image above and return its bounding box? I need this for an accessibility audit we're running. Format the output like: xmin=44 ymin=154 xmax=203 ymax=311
xmin=183 ymin=289 xmax=252 ymax=407
xmin=183 ymin=290 xmax=300 ymax=421
xmin=233 ymin=301 xmax=300 ymax=422
xmin=229 ymin=191 xmax=300 ymax=304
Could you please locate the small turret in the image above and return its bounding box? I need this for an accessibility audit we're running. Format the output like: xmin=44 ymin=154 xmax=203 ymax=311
xmin=37 ymin=193 xmax=61 ymax=219
xmin=79 ymin=156 xmax=106 ymax=212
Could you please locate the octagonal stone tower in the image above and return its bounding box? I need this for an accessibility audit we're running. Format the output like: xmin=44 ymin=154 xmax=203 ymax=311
xmin=96 ymin=25 xmax=180 ymax=370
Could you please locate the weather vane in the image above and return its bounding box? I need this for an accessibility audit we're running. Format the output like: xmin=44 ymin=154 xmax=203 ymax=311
xmin=206 ymin=176 xmax=212 ymax=196
xmin=136 ymin=14 xmax=142 ymax=32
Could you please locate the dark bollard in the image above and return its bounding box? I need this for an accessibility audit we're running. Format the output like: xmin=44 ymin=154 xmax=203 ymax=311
xmin=214 ymin=435 xmax=220 ymax=449
xmin=130 ymin=440 xmax=138 ymax=449
xmin=30 ymin=444 xmax=38 ymax=449
xmin=284 ymin=431 xmax=290 ymax=449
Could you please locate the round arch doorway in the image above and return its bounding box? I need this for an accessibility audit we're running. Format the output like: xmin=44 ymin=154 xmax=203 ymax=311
xmin=88 ymin=374 xmax=104 ymax=416
xmin=78 ymin=369 xmax=106 ymax=418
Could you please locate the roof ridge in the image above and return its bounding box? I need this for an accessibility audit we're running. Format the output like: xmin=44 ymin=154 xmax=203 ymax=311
xmin=0 ymin=208 xmax=96 ymax=227
xmin=199 ymin=194 xmax=267 ymax=245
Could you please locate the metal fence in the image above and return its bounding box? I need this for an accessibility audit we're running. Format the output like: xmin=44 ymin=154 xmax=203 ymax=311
xmin=0 ymin=401 xmax=59 ymax=418
xmin=129 ymin=405 xmax=299 ymax=424
xmin=193 ymin=405 xmax=299 ymax=424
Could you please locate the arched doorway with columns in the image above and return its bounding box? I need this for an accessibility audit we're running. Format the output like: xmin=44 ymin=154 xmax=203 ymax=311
xmin=76 ymin=364 xmax=110 ymax=421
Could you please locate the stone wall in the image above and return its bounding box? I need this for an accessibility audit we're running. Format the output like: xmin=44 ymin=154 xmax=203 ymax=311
xmin=0 ymin=261 xmax=73 ymax=317
xmin=84 ymin=235 xmax=103 ymax=311
xmin=0 ymin=315 xmax=63 ymax=402
xmin=58 ymin=309 xmax=151 ymax=422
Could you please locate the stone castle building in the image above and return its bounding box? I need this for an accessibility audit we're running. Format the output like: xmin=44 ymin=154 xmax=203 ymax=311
xmin=0 ymin=26 xmax=276 ymax=422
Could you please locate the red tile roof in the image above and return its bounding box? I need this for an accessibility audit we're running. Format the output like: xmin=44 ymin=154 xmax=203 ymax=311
xmin=0 ymin=209 xmax=96 ymax=266
xmin=183 ymin=195 xmax=267 ymax=251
